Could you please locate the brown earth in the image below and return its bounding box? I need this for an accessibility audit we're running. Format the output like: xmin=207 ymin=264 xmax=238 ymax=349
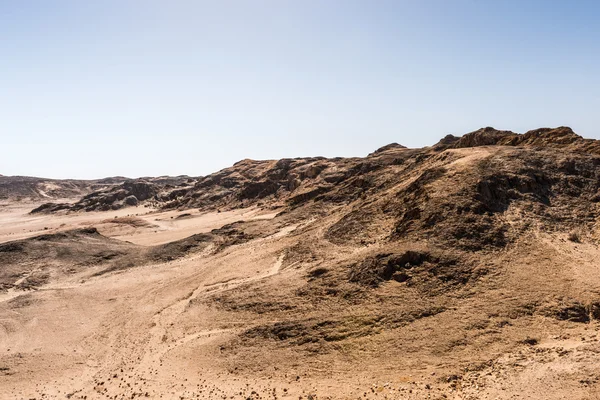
xmin=2 ymin=127 xmax=600 ymax=399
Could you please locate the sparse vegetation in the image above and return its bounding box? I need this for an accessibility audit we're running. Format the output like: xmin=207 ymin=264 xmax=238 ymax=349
xmin=568 ymin=229 xmax=582 ymax=243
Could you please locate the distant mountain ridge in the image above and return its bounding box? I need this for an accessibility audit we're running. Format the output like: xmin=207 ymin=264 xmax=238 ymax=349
xmin=151 ymin=126 xmax=599 ymax=209
xmin=8 ymin=126 xmax=600 ymax=215
xmin=0 ymin=175 xmax=125 ymax=202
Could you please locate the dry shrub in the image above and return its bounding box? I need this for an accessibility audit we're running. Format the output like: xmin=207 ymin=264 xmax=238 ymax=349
xmin=567 ymin=229 xmax=581 ymax=243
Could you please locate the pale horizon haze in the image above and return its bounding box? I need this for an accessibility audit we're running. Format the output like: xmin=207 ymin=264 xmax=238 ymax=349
xmin=1 ymin=1 xmax=599 ymax=179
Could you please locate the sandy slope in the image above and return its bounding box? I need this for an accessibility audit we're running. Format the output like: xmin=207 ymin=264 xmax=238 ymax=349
xmin=0 ymin=205 xmax=599 ymax=400
xmin=0 ymin=200 xmax=276 ymax=246
xmin=0 ymin=207 xmax=336 ymax=399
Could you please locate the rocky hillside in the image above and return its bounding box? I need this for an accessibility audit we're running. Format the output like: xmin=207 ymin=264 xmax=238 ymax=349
xmin=30 ymin=127 xmax=599 ymax=218
xmin=3 ymin=126 xmax=600 ymax=399
xmin=18 ymin=127 xmax=600 ymax=323
xmin=30 ymin=176 xmax=195 ymax=213
xmin=163 ymin=126 xmax=600 ymax=215
xmin=0 ymin=175 xmax=127 ymax=202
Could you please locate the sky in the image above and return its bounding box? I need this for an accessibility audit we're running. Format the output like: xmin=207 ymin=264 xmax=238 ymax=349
xmin=1 ymin=0 xmax=599 ymax=179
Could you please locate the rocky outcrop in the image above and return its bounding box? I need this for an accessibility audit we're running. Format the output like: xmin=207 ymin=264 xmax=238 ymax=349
xmin=453 ymin=127 xmax=518 ymax=148
xmin=123 ymin=195 xmax=139 ymax=206
xmin=30 ymin=176 xmax=196 ymax=213
xmin=368 ymin=142 xmax=407 ymax=156
xmin=61 ymin=180 xmax=159 ymax=212
xmin=453 ymin=126 xmax=600 ymax=154
xmin=30 ymin=202 xmax=71 ymax=214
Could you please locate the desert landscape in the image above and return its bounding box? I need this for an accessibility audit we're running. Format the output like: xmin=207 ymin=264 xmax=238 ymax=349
xmin=1 ymin=127 xmax=600 ymax=399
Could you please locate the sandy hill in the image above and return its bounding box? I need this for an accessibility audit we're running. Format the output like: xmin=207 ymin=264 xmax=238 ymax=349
xmin=1 ymin=127 xmax=600 ymax=399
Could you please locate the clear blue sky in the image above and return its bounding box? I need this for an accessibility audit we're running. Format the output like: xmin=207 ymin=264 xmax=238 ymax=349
xmin=1 ymin=1 xmax=599 ymax=179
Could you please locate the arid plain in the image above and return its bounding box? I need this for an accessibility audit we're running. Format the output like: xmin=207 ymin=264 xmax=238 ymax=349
xmin=2 ymin=127 xmax=600 ymax=399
